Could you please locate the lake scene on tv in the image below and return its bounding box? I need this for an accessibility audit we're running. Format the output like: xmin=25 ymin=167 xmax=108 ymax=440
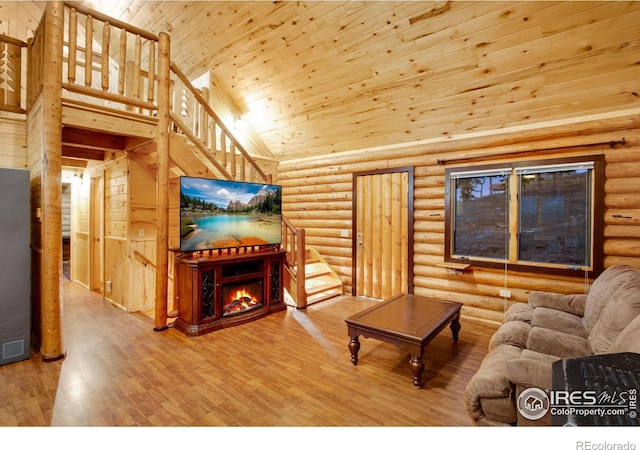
xmin=180 ymin=177 xmax=282 ymax=252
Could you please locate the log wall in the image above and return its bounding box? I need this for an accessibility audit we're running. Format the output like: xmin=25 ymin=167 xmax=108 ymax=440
xmin=278 ymin=112 xmax=640 ymax=324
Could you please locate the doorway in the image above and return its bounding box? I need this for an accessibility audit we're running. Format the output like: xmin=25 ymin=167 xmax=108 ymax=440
xmin=62 ymin=183 xmax=71 ymax=281
xmin=352 ymin=167 xmax=414 ymax=300
xmin=90 ymin=174 xmax=104 ymax=294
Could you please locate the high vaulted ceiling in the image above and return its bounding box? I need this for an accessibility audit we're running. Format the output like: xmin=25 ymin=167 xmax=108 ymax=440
xmin=4 ymin=1 xmax=640 ymax=162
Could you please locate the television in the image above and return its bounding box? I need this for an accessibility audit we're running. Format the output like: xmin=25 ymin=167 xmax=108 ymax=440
xmin=179 ymin=176 xmax=282 ymax=252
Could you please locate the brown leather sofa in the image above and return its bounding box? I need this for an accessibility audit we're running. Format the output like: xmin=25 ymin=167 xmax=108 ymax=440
xmin=463 ymin=265 xmax=640 ymax=426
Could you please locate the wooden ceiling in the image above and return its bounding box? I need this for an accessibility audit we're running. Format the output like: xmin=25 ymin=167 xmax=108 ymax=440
xmin=5 ymin=1 xmax=640 ymax=162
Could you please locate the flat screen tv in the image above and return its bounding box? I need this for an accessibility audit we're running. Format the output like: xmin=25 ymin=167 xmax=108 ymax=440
xmin=179 ymin=176 xmax=282 ymax=252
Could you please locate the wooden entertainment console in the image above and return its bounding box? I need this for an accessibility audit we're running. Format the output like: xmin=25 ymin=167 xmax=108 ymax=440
xmin=173 ymin=248 xmax=286 ymax=336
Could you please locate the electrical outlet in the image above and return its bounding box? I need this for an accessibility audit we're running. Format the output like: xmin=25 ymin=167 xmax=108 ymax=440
xmin=500 ymin=289 xmax=511 ymax=298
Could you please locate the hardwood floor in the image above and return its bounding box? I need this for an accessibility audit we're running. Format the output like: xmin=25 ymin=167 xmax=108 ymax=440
xmin=0 ymin=281 xmax=497 ymax=427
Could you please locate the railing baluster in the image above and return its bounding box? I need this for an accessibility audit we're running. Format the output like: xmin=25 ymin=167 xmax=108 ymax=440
xmin=210 ymin=121 xmax=217 ymax=156
xmin=118 ymin=28 xmax=126 ymax=95
xmin=200 ymin=87 xmax=209 ymax=145
xmin=230 ymin=141 xmax=236 ymax=179
xmin=133 ymin=34 xmax=141 ymax=100
xmin=68 ymin=7 xmax=77 ymax=84
xmin=137 ymin=70 xmax=144 ymax=114
xmin=101 ymin=21 xmax=110 ymax=91
xmin=220 ymin=132 xmax=227 ymax=167
xmin=239 ymin=157 xmax=246 ymax=182
xmin=85 ymin=15 xmax=93 ymax=87
xmin=147 ymin=40 xmax=155 ymax=103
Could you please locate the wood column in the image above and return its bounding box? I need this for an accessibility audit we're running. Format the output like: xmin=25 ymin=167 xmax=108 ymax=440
xmin=40 ymin=1 xmax=65 ymax=361
xmin=154 ymin=32 xmax=171 ymax=331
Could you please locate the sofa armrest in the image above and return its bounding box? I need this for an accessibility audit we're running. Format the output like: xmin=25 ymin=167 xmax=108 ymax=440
xmin=488 ymin=320 xmax=531 ymax=351
xmin=507 ymin=351 xmax=559 ymax=391
xmin=464 ymin=344 xmax=522 ymax=425
xmin=528 ymin=291 xmax=587 ymax=317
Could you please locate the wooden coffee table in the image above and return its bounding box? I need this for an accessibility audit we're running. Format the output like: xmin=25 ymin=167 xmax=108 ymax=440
xmin=345 ymin=293 xmax=462 ymax=387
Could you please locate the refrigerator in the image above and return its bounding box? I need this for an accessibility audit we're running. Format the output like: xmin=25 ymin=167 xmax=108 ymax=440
xmin=0 ymin=168 xmax=30 ymax=366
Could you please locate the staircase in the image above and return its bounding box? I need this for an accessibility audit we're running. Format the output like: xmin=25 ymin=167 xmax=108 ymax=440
xmin=1 ymin=1 xmax=342 ymax=327
xmin=282 ymin=218 xmax=343 ymax=309
xmin=302 ymin=248 xmax=344 ymax=304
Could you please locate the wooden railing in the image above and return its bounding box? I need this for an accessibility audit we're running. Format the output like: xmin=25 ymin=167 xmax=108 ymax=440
xmin=61 ymin=2 xmax=159 ymax=114
xmin=0 ymin=34 xmax=27 ymax=114
xmin=169 ymin=63 xmax=269 ymax=183
xmin=56 ymin=1 xmax=268 ymax=184
xmin=282 ymin=216 xmax=307 ymax=308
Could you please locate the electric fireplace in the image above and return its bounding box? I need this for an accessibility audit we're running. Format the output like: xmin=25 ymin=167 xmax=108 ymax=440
xmin=222 ymin=280 xmax=263 ymax=316
xmin=173 ymin=249 xmax=286 ymax=336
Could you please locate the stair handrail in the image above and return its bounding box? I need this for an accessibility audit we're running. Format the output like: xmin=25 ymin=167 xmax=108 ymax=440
xmin=169 ymin=62 xmax=270 ymax=183
xmin=282 ymin=215 xmax=307 ymax=308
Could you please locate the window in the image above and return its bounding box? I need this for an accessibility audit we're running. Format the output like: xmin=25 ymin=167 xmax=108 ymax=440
xmin=444 ymin=156 xmax=604 ymax=277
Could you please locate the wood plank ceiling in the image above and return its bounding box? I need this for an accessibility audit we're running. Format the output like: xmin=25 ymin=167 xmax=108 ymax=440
xmin=6 ymin=1 xmax=640 ymax=162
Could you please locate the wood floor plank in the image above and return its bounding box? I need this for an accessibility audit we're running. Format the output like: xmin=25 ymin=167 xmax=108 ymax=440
xmin=0 ymin=281 xmax=497 ymax=427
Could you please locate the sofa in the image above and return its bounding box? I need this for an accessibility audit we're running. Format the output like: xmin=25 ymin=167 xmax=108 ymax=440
xmin=463 ymin=265 xmax=640 ymax=426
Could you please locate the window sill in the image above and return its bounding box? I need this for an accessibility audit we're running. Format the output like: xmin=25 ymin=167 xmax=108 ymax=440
xmin=438 ymin=262 xmax=470 ymax=274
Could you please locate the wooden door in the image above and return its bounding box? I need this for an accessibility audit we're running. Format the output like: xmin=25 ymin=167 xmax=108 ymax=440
xmin=353 ymin=167 xmax=414 ymax=299
xmin=90 ymin=174 xmax=104 ymax=293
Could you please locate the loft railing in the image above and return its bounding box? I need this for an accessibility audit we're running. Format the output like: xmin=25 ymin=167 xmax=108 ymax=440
xmin=54 ymin=1 xmax=268 ymax=183
xmin=60 ymin=2 xmax=159 ymax=114
xmin=0 ymin=34 xmax=27 ymax=114
xmin=282 ymin=216 xmax=307 ymax=308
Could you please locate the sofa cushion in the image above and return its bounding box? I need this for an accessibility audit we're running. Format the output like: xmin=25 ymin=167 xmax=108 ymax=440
xmin=531 ymin=307 xmax=588 ymax=338
xmin=589 ymin=274 xmax=640 ymax=354
xmin=583 ymin=265 xmax=639 ymax=333
xmin=526 ymin=327 xmax=591 ymax=358
xmin=609 ymin=313 xmax=640 ymax=353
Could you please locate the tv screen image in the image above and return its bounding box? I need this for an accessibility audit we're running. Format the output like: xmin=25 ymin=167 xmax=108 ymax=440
xmin=180 ymin=177 xmax=282 ymax=252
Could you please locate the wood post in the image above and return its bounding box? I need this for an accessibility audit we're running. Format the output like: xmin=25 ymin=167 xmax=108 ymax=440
xmin=40 ymin=1 xmax=65 ymax=361
xmin=154 ymin=32 xmax=171 ymax=331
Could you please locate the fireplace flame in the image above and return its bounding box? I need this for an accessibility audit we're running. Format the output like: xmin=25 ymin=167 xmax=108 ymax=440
xmin=224 ymin=288 xmax=260 ymax=315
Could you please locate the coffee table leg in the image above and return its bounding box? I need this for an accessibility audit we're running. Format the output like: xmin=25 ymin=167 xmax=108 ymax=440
xmin=409 ymin=354 xmax=424 ymax=387
xmin=348 ymin=336 xmax=360 ymax=365
xmin=450 ymin=318 xmax=461 ymax=342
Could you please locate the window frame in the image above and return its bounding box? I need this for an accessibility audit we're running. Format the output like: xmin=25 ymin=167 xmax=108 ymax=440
xmin=444 ymin=155 xmax=604 ymax=278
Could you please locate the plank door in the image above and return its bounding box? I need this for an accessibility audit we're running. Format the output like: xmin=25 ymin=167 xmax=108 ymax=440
xmin=90 ymin=174 xmax=104 ymax=293
xmin=353 ymin=167 xmax=414 ymax=299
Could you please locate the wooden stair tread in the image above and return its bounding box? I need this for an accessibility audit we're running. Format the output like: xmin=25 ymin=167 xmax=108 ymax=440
xmin=305 ymin=277 xmax=343 ymax=296
xmin=306 ymin=291 xmax=342 ymax=304
xmin=305 ymin=262 xmax=331 ymax=278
